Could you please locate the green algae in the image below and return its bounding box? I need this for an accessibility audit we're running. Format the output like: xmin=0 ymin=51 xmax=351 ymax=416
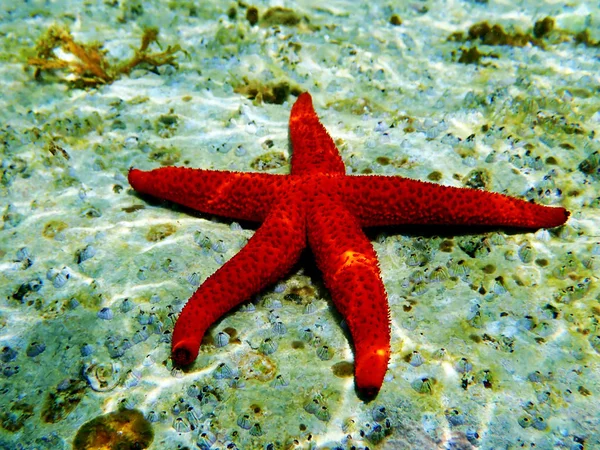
xmin=389 ymin=14 xmax=402 ymax=26
xmin=246 ymin=6 xmax=259 ymax=26
xmin=146 ymin=223 xmax=177 ymax=242
xmin=73 ymin=409 xmax=153 ymax=450
xmin=42 ymin=219 xmax=68 ymax=239
xmin=148 ymin=146 xmax=181 ymax=166
xmin=250 ymin=151 xmax=287 ymax=170
xmin=261 ymin=7 xmax=304 ymax=27
xmin=41 ymin=379 xmax=87 ymax=423
xmin=234 ymin=79 xmax=301 ymax=105
xmin=155 ymin=112 xmax=179 ymax=138
xmin=448 ymin=20 xmax=544 ymax=48
xmin=457 ymin=46 xmax=498 ymax=65
xmin=0 ymin=400 xmax=34 ymax=432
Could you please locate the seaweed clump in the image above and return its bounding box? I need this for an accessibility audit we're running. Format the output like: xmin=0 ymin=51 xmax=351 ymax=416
xmin=234 ymin=78 xmax=302 ymax=105
xmin=261 ymin=7 xmax=303 ymax=27
xmin=449 ymin=16 xmax=600 ymax=56
xmin=457 ymin=46 xmax=498 ymax=65
xmin=450 ymin=21 xmax=543 ymax=47
xmin=27 ymin=25 xmax=183 ymax=87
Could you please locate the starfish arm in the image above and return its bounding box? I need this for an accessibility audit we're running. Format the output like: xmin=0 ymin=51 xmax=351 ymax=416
xmin=340 ymin=175 xmax=570 ymax=229
xmin=289 ymin=93 xmax=346 ymax=176
xmin=171 ymin=198 xmax=306 ymax=366
xmin=307 ymin=194 xmax=390 ymax=397
xmin=128 ymin=167 xmax=287 ymax=222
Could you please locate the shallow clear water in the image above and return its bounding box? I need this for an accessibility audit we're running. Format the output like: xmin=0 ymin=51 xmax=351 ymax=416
xmin=0 ymin=1 xmax=598 ymax=449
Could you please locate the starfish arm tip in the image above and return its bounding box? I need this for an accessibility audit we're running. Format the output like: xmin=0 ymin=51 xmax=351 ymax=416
xmin=354 ymin=347 xmax=389 ymax=400
xmin=539 ymin=204 xmax=570 ymax=229
xmin=127 ymin=167 xmax=144 ymax=190
xmin=171 ymin=339 xmax=199 ymax=367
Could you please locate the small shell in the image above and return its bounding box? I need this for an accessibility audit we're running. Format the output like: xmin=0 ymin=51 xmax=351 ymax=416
xmin=229 ymin=376 xmax=246 ymax=389
xmin=80 ymin=343 xmax=94 ymax=357
xmin=194 ymin=232 xmax=211 ymax=253
xmin=124 ymin=369 xmax=141 ymax=388
xmin=49 ymin=268 xmax=70 ymax=288
xmin=454 ymin=358 xmax=472 ymax=373
xmin=267 ymin=298 xmax=282 ymax=309
xmin=433 ymin=348 xmax=446 ymax=359
xmin=120 ymin=298 xmax=134 ymax=313
xmin=97 ymin=307 xmax=113 ymax=320
xmin=304 ymin=398 xmax=320 ymax=415
xmin=300 ymin=328 xmax=315 ymax=343
xmin=26 ymin=341 xmax=46 ymax=357
xmin=366 ymin=423 xmax=385 ymax=444
xmin=342 ymin=418 xmax=356 ymax=433
xmin=235 ymin=145 xmax=246 ymax=157
xmin=531 ymin=416 xmax=547 ymax=431
xmin=303 ymin=302 xmax=317 ymax=314
xmin=213 ymin=362 xmax=234 ymax=379
xmin=212 ymin=240 xmax=226 ymax=253
xmin=214 ymin=331 xmax=230 ymax=347
xmin=120 ymin=339 xmax=132 ymax=351
xmin=172 ymin=417 xmax=191 ymax=433
xmin=186 ymin=406 xmax=200 ymax=428
xmin=187 ymin=272 xmax=201 ymax=287
xmin=68 ymin=298 xmax=80 ymax=310
xmin=146 ymin=410 xmax=160 ymax=423
xmin=411 ymin=377 xmax=433 ymax=394
xmin=249 ymin=423 xmax=263 ymax=436
xmin=445 ymin=408 xmax=465 ymax=426
xmin=517 ymin=415 xmax=532 ymax=428
xmin=314 ymin=405 xmax=330 ymax=422
xmin=447 ymin=258 xmax=469 ymax=277
xmin=16 ymin=247 xmax=30 ymax=261
xmin=1 ymin=346 xmax=18 ymax=363
xmin=187 ymin=384 xmax=200 ymax=397
xmin=83 ymin=362 xmax=122 ymax=391
xmin=407 ymin=351 xmax=424 ymax=367
xmin=271 ymin=321 xmax=287 ymax=336
xmin=151 ymin=319 xmax=163 ymax=335
xmin=372 ymin=405 xmax=387 ymax=422
xmin=132 ymin=327 xmax=149 ymax=344
xmin=106 ymin=343 xmax=125 ymax=359
xmin=316 ymin=345 xmax=333 ymax=361
xmin=76 ymin=245 xmax=96 ymax=264
xmin=429 ymin=266 xmax=449 ymax=283
xmin=412 ymin=281 xmax=428 ymax=296
xmin=197 ymin=431 xmax=217 ymax=449
xmin=259 ymin=338 xmax=278 ymax=355
xmin=137 ymin=267 xmax=148 ymax=280
xmin=166 ymin=312 xmax=177 ymax=327
xmin=237 ymin=414 xmax=252 ymax=430
xmin=518 ymin=243 xmax=534 ymax=263
xmin=490 ymin=277 xmax=507 ymax=295
xmin=271 ymin=374 xmax=289 ymax=388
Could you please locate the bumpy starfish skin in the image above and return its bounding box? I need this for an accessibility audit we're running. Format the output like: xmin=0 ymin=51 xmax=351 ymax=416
xmin=128 ymin=92 xmax=569 ymax=397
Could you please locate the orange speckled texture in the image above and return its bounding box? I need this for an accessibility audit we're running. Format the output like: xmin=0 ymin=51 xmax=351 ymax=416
xmin=128 ymin=92 xmax=569 ymax=398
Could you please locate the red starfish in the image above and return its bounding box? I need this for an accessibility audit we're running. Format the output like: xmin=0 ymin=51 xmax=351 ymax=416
xmin=128 ymin=93 xmax=569 ymax=398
